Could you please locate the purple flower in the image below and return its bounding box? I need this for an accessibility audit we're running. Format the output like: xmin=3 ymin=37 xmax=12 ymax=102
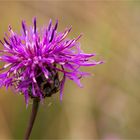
xmin=0 ymin=18 xmax=103 ymax=105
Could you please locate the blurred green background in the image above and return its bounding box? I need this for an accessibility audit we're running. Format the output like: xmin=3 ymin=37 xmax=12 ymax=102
xmin=0 ymin=1 xmax=140 ymax=139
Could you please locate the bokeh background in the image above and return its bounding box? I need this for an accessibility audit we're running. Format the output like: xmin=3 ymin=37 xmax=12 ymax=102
xmin=0 ymin=1 xmax=140 ymax=139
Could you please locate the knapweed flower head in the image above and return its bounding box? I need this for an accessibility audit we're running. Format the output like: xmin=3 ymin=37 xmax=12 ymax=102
xmin=0 ymin=18 xmax=103 ymax=105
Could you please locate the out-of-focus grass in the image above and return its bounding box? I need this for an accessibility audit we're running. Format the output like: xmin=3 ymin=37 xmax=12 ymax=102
xmin=0 ymin=1 xmax=140 ymax=139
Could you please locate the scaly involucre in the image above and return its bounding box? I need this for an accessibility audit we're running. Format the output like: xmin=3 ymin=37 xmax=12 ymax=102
xmin=0 ymin=18 xmax=103 ymax=105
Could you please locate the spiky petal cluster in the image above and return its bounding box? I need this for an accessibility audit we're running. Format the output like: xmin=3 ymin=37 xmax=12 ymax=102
xmin=0 ymin=18 xmax=103 ymax=105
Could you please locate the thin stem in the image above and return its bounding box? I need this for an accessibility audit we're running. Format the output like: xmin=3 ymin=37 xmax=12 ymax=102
xmin=24 ymin=98 xmax=40 ymax=140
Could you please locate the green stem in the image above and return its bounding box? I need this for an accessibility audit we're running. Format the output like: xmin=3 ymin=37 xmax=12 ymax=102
xmin=24 ymin=98 xmax=40 ymax=140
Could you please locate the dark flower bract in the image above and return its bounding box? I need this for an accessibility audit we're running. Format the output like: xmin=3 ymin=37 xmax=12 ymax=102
xmin=0 ymin=18 xmax=103 ymax=105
